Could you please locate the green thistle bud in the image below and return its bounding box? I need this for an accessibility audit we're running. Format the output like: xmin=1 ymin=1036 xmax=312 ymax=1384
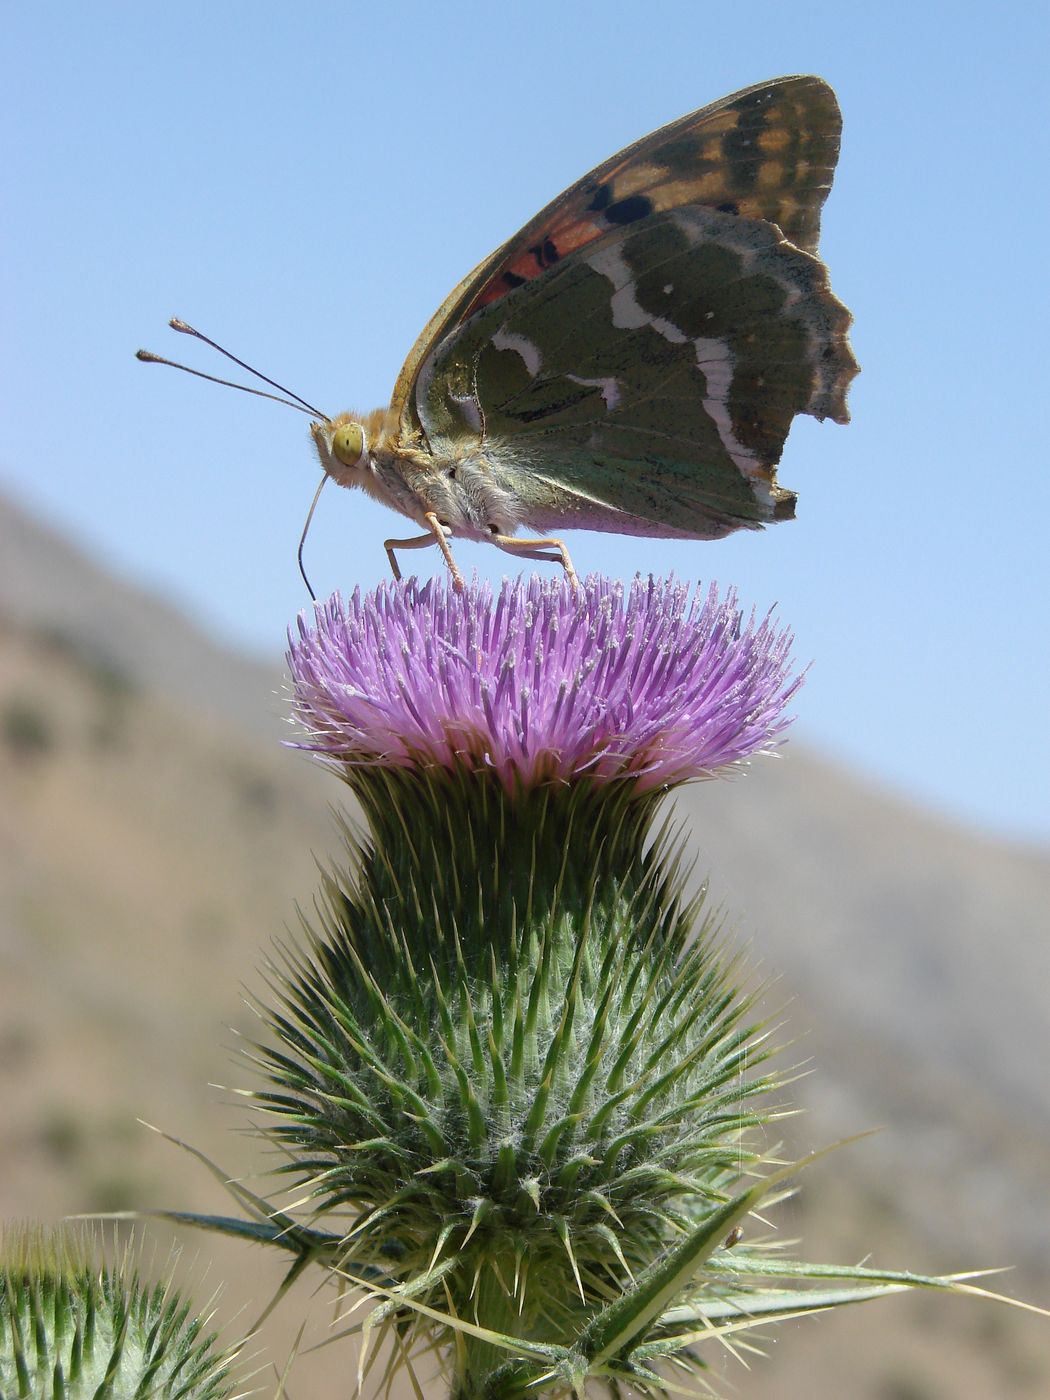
xmin=0 ymin=1227 xmax=240 ymax=1400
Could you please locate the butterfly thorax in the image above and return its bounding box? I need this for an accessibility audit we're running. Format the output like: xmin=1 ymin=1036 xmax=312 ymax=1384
xmin=311 ymin=410 xmax=529 ymax=542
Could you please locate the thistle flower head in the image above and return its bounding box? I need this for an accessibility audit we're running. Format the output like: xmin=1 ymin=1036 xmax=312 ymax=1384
xmin=288 ymin=574 xmax=799 ymax=790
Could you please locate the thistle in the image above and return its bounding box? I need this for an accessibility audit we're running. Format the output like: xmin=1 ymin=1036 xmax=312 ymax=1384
xmin=8 ymin=575 xmax=1029 ymax=1398
xmin=249 ymin=575 xmax=809 ymax=1396
xmin=0 ymin=1226 xmax=240 ymax=1400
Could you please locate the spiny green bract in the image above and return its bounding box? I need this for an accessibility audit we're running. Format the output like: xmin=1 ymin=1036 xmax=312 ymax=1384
xmin=0 ymin=1227 xmax=238 ymax=1400
xmin=248 ymin=771 xmax=787 ymax=1391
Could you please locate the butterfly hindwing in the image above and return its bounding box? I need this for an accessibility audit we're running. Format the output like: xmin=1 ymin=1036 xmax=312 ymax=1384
xmin=414 ymin=203 xmax=855 ymax=538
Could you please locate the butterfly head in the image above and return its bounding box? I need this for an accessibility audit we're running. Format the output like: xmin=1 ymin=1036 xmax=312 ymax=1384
xmin=312 ymin=412 xmax=372 ymax=489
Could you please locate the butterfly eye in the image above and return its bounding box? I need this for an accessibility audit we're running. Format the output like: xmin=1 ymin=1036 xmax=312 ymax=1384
xmin=332 ymin=421 xmax=367 ymax=469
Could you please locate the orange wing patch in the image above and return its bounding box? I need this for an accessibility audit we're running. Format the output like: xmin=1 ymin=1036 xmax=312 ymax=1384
xmin=464 ymin=76 xmax=842 ymax=318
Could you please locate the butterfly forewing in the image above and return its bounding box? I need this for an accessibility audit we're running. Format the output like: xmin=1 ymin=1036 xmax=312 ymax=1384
xmin=466 ymin=73 xmax=843 ymax=307
xmin=391 ymin=75 xmax=845 ymax=434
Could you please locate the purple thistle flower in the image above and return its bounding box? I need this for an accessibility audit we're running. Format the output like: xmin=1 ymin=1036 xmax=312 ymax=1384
xmin=287 ymin=575 xmax=801 ymax=791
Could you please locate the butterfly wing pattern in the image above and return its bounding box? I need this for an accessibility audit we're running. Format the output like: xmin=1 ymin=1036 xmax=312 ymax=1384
xmin=314 ymin=75 xmax=857 ymax=582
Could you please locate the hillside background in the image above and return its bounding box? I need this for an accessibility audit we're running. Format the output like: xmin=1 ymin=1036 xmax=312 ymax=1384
xmin=1 ymin=493 xmax=1047 ymax=1399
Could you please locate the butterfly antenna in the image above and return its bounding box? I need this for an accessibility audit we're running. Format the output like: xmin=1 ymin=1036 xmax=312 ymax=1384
xmin=136 ymin=317 xmax=329 ymax=419
xmin=168 ymin=318 xmax=328 ymax=416
xmin=297 ymin=474 xmax=329 ymax=603
xmin=135 ymin=348 xmax=320 ymax=415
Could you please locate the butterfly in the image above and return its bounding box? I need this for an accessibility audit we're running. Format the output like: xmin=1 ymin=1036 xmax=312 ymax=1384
xmin=149 ymin=76 xmax=857 ymax=591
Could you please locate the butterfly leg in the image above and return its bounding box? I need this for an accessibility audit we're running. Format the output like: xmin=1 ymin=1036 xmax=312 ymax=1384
xmin=385 ymin=515 xmax=465 ymax=591
xmin=384 ymin=531 xmax=435 ymax=581
xmin=492 ymin=533 xmax=579 ymax=591
xmin=423 ymin=513 xmax=466 ymax=591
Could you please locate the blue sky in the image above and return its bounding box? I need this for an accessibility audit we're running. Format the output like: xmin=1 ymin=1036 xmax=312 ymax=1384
xmin=3 ymin=2 xmax=1048 ymax=844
